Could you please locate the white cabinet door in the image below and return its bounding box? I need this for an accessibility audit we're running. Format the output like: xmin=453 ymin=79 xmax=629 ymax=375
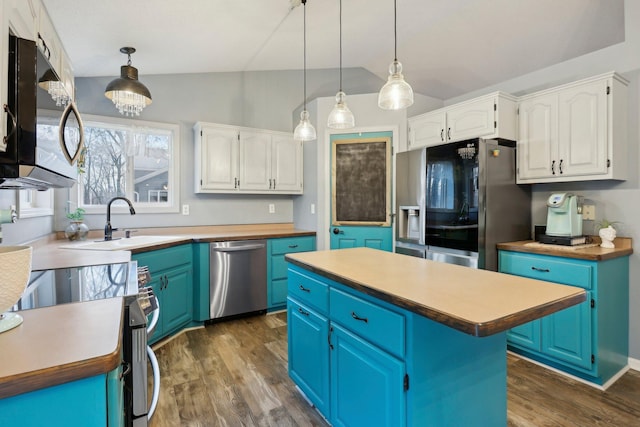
xmin=5 ymin=0 xmax=37 ymax=39
xmin=271 ymin=135 xmax=302 ymax=192
xmin=517 ymin=93 xmax=558 ymax=180
xmin=408 ymin=110 xmax=446 ymax=149
xmin=239 ymin=130 xmax=271 ymax=191
xmin=557 ymin=79 xmax=608 ymax=177
xmin=196 ymin=126 xmax=239 ymax=191
xmin=446 ymin=97 xmax=496 ymax=142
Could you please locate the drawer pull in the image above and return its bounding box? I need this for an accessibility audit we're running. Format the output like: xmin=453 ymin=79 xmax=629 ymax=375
xmin=299 ymin=284 xmax=311 ymax=293
xmin=531 ymin=266 xmax=550 ymax=273
xmin=288 ymin=244 xmax=299 ymax=248
xmin=351 ymin=311 xmax=368 ymax=323
xmin=298 ymin=307 xmax=310 ymax=316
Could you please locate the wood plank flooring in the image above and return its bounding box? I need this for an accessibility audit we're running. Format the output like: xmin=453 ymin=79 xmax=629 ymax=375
xmin=148 ymin=313 xmax=640 ymax=426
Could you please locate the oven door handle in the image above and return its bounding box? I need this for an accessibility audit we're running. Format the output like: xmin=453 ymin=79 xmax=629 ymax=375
xmin=147 ymin=345 xmax=160 ymax=421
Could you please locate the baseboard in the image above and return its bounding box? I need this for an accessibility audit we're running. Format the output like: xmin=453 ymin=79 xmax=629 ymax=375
xmin=629 ymin=356 xmax=640 ymax=371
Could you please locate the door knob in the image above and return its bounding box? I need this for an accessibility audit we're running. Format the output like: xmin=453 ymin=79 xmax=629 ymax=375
xmin=332 ymin=228 xmax=344 ymax=235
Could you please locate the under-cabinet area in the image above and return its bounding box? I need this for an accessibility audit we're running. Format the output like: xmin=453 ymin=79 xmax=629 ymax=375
xmin=194 ymin=122 xmax=303 ymax=194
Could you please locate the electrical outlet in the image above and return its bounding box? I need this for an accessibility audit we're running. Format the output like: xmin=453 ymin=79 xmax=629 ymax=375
xmin=311 ymin=203 xmax=316 ymax=214
xmin=582 ymin=204 xmax=595 ymax=220
xmin=182 ymin=204 xmax=190 ymax=215
xmin=269 ymin=204 xmax=275 ymax=214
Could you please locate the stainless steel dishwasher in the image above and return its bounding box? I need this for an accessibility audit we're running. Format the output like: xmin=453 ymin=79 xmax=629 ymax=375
xmin=209 ymin=240 xmax=267 ymax=319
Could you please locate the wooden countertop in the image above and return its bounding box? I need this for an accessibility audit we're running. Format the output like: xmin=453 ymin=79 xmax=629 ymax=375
xmin=0 ymin=298 xmax=123 ymax=399
xmin=32 ymin=223 xmax=315 ymax=271
xmin=497 ymin=237 xmax=633 ymax=261
xmin=286 ymin=248 xmax=586 ymax=337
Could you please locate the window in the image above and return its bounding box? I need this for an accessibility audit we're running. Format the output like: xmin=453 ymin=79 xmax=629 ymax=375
xmin=18 ymin=189 xmax=54 ymax=218
xmin=74 ymin=115 xmax=180 ymax=214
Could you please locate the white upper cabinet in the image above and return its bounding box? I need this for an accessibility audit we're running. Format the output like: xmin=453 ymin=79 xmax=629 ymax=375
xmin=407 ymin=92 xmax=517 ymax=150
xmin=517 ymin=72 xmax=627 ymax=184
xmin=195 ymin=122 xmax=303 ymax=194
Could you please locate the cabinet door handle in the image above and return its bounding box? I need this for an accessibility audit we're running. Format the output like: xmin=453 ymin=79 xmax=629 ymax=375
xmin=551 ymin=160 xmax=556 ymax=175
xmin=559 ymin=159 xmax=563 ymax=174
xmin=272 ymin=179 xmax=276 ymax=189
xmin=269 ymin=178 xmax=273 ymax=189
xmin=288 ymin=244 xmax=299 ymax=249
xmin=298 ymin=307 xmax=310 ymax=316
xmin=234 ymin=177 xmax=238 ymax=188
xmin=351 ymin=311 xmax=368 ymax=323
xmin=531 ymin=266 xmax=550 ymax=273
xmin=328 ymin=326 xmax=334 ymax=350
xmin=299 ymin=284 xmax=311 ymax=293
xmin=447 ymin=127 xmax=451 ymax=140
xmin=440 ymin=129 xmax=444 ymax=141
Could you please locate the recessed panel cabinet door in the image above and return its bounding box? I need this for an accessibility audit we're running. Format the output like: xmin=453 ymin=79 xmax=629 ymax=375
xmin=517 ymin=93 xmax=558 ymax=180
xmin=330 ymin=323 xmax=405 ymax=427
xmin=272 ymin=135 xmax=302 ymax=192
xmin=408 ymin=111 xmax=446 ymax=149
xmin=198 ymin=127 xmax=238 ymax=191
xmin=239 ymin=130 xmax=271 ymax=191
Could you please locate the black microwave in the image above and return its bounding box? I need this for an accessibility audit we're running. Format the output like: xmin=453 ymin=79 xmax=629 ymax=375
xmin=1 ymin=34 xmax=83 ymax=190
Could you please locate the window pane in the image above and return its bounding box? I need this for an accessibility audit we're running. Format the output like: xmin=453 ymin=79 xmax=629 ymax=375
xmin=80 ymin=126 xmax=128 ymax=205
xmin=133 ymin=130 xmax=171 ymax=203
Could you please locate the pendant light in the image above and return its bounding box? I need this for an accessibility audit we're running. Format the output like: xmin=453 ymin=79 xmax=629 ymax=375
xmin=105 ymin=47 xmax=152 ymax=116
xmin=378 ymin=0 xmax=414 ymax=110
xmin=327 ymin=0 xmax=355 ymax=129
xmin=293 ymin=0 xmax=317 ymax=141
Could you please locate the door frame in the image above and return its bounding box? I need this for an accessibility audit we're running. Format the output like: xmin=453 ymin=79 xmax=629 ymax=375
xmin=323 ymin=125 xmax=400 ymax=250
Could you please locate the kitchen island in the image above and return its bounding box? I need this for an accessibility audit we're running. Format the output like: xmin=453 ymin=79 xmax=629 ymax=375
xmin=285 ymin=247 xmax=586 ymax=427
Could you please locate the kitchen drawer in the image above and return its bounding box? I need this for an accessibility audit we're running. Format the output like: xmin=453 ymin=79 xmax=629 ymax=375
xmin=271 ymin=236 xmax=315 ymax=255
xmin=288 ymin=269 xmax=329 ymax=315
xmin=133 ymin=244 xmax=193 ymax=273
xmin=500 ymin=251 xmax=593 ymax=289
xmin=329 ymin=288 xmax=405 ymax=358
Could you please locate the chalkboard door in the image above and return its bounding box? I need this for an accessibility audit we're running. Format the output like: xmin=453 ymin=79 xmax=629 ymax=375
xmin=330 ymin=131 xmax=393 ymax=251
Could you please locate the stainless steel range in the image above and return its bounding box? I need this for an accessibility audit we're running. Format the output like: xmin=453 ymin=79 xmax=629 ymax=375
xmin=14 ymin=262 xmax=160 ymax=426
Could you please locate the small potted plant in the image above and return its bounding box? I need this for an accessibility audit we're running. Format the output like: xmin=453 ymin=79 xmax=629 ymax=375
xmin=596 ymin=219 xmax=619 ymax=248
xmin=65 ymin=208 xmax=89 ymax=241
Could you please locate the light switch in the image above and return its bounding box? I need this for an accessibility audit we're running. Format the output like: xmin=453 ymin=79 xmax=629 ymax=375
xmin=269 ymin=204 xmax=275 ymax=214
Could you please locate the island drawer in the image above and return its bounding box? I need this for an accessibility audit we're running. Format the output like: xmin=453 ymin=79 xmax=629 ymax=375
xmin=288 ymin=269 xmax=329 ymax=314
xmin=271 ymin=236 xmax=315 ymax=255
xmin=499 ymin=251 xmax=593 ymax=289
xmin=329 ymin=288 xmax=405 ymax=358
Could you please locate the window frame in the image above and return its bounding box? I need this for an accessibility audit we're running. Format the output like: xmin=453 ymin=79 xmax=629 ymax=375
xmin=71 ymin=114 xmax=180 ymax=215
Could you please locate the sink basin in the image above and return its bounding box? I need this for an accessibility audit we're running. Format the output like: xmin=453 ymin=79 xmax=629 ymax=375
xmin=60 ymin=235 xmax=185 ymax=251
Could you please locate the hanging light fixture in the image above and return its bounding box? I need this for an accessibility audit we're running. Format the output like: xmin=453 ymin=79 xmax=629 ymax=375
xmin=38 ymin=69 xmax=70 ymax=107
xmin=104 ymin=47 xmax=152 ymax=116
xmin=378 ymin=0 xmax=414 ymax=110
xmin=327 ymin=0 xmax=354 ymax=129
xmin=294 ymin=0 xmax=317 ymax=141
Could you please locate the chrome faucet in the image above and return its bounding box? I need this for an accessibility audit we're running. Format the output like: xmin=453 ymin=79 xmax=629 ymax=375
xmin=104 ymin=197 xmax=136 ymax=241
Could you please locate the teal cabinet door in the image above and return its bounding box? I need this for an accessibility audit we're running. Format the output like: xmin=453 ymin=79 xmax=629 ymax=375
xmin=161 ymin=265 xmax=194 ymax=335
xmin=542 ymin=292 xmax=593 ymax=371
xmin=506 ymin=319 xmax=541 ymax=351
xmin=287 ymin=298 xmax=330 ymax=416
xmin=330 ymin=323 xmax=405 ymax=427
xmin=268 ymin=236 xmax=316 ymax=311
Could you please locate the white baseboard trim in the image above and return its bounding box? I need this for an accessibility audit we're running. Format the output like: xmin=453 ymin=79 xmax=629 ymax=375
xmin=508 ymin=350 xmax=629 ymax=391
xmin=629 ymin=356 xmax=640 ymax=371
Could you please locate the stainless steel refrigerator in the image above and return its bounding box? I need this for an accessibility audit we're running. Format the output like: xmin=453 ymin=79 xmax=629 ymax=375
xmin=395 ymin=138 xmax=531 ymax=271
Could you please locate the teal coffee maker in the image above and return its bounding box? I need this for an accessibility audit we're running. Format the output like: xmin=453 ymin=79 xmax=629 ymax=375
xmin=541 ymin=193 xmax=584 ymax=244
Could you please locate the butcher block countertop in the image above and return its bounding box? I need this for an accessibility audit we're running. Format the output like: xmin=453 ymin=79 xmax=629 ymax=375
xmin=0 ymin=298 xmax=123 ymax=399
xmin=497 ymin=237 xmax=633 ymax=261
xmin=286 ymin=247 xmax=586 ymax=337
xmin=32 ymin=223 xmax=315 ymax=271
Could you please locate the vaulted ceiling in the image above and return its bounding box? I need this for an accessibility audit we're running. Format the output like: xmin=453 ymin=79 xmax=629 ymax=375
xmin=42 ymin=0 xmax=625 ymax=100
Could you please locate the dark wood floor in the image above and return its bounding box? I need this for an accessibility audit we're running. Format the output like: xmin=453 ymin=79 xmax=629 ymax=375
xmin=148 ymin=313 xmax=640 ymax=427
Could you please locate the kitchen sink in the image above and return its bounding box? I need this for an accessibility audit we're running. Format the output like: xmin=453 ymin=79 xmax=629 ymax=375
xmin=59 ymin=235 xmax=186 ymax=251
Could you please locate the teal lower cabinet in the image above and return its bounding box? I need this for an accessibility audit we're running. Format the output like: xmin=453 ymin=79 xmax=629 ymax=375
xmin=268 ymin=235 xmax=315 ymax=311
xmin=499 ymin=250 xmax=629 ymax=385
xmin=132 ymin=244 xmax=194 ymax=344
xmin=287 ymin=264 xmax=507 ymax=427
xmin=0 ymin=366 xmax=124 ymax=427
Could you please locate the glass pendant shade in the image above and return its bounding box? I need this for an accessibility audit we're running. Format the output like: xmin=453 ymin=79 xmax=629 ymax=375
xmin=104 ymin=47 xmax=152 ymax=117
xmin=378 ymin=59 xmax=414 ymax=110
xmin=294 ymin=109 xmax=317 ymax=141
xmin=327 ymin=91 xmax=355 ymax=129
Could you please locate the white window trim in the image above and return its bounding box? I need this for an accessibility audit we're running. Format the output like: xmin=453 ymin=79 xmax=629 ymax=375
xmin=17 ymin=189 xmax=54 ymax=218
xmin=72 ymin=114 xmax=180 ymax=215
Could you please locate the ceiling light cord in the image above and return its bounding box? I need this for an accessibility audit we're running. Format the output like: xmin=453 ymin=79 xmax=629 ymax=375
xmin=339 ymin=0 xmax=343 ymax=91
xmin=303 ymin=0 xmax=308 ymax=109
xmin=393 ymin=0 xmax=398 ymax=62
